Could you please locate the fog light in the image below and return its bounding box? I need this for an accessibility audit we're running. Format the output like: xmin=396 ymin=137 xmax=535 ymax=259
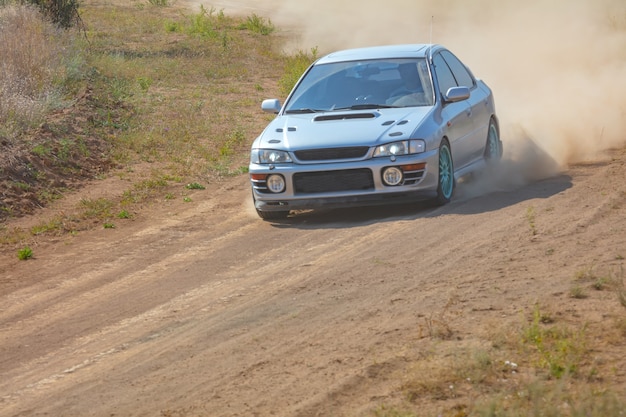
xmin=382 ymin=167 xmax=403 ymax=186
xmin=266 ymin=174 xmax=286 ymax=193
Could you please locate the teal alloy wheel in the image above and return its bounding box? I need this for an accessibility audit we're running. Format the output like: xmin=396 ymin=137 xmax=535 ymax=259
xmin=485 ymin=118 xmax=501 ymax=161
xmin=434 ymin=140 xmax=454 ymax=205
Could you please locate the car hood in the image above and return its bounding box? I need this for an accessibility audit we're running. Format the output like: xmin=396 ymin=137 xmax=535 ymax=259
xmin=256 ymin=107 xmax=433 ymax=150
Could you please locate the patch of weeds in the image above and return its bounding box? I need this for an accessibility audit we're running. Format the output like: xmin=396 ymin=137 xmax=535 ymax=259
xmin=55 ymin=137 xmax=90 ymax=162
xmin=592 ymin=278 xmax=606 ymax=290
xmin=121 ymin=176 xmax=171 ymax=205
xmin=32 ymin=143 xmax=52 ymax=157
xmin=473 ymin=379 xmax=626 ymax=417
xmin=164 ymin=21 xmax=181 ymax=32
xmin=575 ymin=264 xmax=597 ymax=281
xmin=137 ymin=76 xmax=152 ymax=92
xmin=164 ymin=193 xmax=175 ymax=200
xmin=103 ymin=222 xmax=115 ymax=229
xmin=117 ymin=209 xmax=131 ymax=219
xmin=17 ymin=246 xmax=33 ymax=260
xmin=214 ymin=162 xmax=249 ymax=177
xmin=183 ymin=196 xmax=192 ymax=202
xmin=0 ymin=206 xmax=14 ymax=218
xmin=219 ymin=127 xmax=247 ymax=157
xmin=580 ymin=265 xmax=625 ymax=307
xmin=423 ymin=310 xmax=454 ymax=340
xmin=569 ymin=285 xmax=588 ymax=299
xmin=31 ymin=218 xmax=63 ymax=235
xmin=185 ymin=182 xmax=205 ymax=190
xmin=163 ymin=174 xmax=183 ymax=182
xmin=449 ymin=347 xmax=501 ymax=388
xmin=12 ymin=181 xmax=31 ymax=191
xmin=525 ymin=205 xmax=537 ymax=236
xmin=147 ymin=0 xmax=168 ymax=6
xmin=279 ymin=47 xmax=318 ymax=96
xmin=108 ymin=76 xmax=134 ymax=102
xmin=80 ymin=197 xmax=115 ymax=219
xmin=239 ymin=13 xmax=274 ymax=35
xmin=186 ymin=5 xmax=221 ymax=39
xmin=522 ymin=305 xmax=587 ymax=379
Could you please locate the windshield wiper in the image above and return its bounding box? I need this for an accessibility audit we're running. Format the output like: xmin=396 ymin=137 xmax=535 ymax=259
xmin=333 ymin=104 xmax=397 ymax=111
xmin=284 ymin=108 xmax=326 ymax=114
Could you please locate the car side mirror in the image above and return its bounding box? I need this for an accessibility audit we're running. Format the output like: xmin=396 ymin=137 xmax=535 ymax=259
xmin=444 ymin=86 xmax=470 ymax=103
xmin=261 ymin=99 xmax=282 ymax=114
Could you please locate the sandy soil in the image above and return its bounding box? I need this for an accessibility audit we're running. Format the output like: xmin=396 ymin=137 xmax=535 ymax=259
xmin=1 ymin=145 xmax=625 ymax=416
xmin=1 ymin=1 xmax=626 ymax=416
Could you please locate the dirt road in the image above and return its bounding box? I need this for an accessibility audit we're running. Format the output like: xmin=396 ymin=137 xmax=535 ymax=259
xmin=1 ymin=145 xmax=625 ymax=416
xmin=1 ymin=0 xmax=626 ymax=415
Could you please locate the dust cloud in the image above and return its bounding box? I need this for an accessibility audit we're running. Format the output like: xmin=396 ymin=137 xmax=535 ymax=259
xmin=210 ymin=0 xmax=625 ymax=188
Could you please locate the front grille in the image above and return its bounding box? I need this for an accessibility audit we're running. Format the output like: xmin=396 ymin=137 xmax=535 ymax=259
xmin=293 ymin=169 xmax=374 ymax=194
xmin=294 ymin=147 xmax=370 ymax=161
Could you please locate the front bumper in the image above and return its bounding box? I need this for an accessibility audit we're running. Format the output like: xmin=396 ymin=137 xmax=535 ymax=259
xmin=250 ymin=149 xmax=440 ymax=212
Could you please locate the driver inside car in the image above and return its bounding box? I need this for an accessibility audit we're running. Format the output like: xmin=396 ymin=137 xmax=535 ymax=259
xmin=387 ymin=63 xmax=426 ymax=106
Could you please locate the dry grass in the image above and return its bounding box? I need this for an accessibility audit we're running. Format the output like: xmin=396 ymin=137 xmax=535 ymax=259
xmin=81 ymin=2 xmax=284 ymax=177
xmin=376 ymin=306 xmax=626 ymax=417
xmin=0 ymin=4 xmax=79 ymax=139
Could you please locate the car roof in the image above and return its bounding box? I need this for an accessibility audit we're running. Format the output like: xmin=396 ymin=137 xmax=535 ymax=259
xmin=315 ymin=44 xmax=441 ymax=64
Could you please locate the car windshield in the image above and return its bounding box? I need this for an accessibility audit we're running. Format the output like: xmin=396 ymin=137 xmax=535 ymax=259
xmin=284 ymin=58 xmax=435 ymax=114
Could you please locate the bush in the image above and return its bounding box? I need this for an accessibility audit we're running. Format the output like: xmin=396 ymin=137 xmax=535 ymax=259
xmin=28 ymin=0 xmax=80 ymax=28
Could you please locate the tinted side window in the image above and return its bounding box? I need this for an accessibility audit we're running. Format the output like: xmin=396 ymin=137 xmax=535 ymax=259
xmin=441 ymin=51 xmax=474 ymax=88
xmin=433 ymin=54 xmax=456 ymax=95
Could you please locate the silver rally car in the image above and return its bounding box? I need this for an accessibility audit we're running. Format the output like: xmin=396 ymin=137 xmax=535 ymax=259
xmin=249 ymin=44 xmax=501 ymax=220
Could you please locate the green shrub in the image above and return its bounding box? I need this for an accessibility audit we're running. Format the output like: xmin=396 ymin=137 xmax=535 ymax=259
xmin=17 ymin=246 xmax=33 ymax=260
xmin=240 ymin=13 xmax=274 ymax=35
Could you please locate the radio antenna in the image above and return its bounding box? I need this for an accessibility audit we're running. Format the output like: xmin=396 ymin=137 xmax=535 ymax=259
xmin=429 ymin=15 xmax=434 ymax=44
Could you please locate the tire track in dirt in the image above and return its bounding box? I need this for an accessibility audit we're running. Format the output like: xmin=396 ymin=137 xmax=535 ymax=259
xmin=1 ymin=150 xmax=625 ymax=416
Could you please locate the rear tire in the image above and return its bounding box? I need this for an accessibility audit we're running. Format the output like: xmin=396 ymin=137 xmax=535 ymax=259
xmin=433 ymin=139 xmax=454 ymax=206
xmin=485 ymin=118 xmax=502 ymax=162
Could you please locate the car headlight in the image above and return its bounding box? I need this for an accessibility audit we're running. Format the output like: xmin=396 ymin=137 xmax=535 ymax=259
xmin=373 ymin=140 xmax=426 ymax=157
xmin=251 ymin=149 xmax=293 ymax=164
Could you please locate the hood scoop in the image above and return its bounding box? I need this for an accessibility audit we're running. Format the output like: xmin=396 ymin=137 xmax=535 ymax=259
xmin=314 ymin=112 xmax=376 ymax=122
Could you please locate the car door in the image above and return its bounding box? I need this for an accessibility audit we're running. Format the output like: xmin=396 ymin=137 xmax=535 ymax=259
xmin=432 ymin=53 xmax=474 ymax=170
xmin=440 ymin=50 xmax=489 ymax=165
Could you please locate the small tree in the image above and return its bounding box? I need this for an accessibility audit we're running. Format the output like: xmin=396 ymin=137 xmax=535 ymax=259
xmin=26 ymin=0 xmax=81 ymax=28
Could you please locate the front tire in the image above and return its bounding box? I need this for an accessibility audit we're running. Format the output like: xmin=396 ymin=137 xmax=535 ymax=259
xmin=253 ymin=193 xmax=289 ymax=220
xmin=433 ymin=139 xmax=454 ymax=206
xmin=256 ymin=208 xmax=289 ymax=220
